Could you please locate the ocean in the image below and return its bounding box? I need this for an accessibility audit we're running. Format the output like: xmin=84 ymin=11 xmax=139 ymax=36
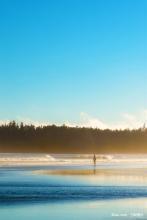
xmin=0 ymin=154 xmax=147 ymax=219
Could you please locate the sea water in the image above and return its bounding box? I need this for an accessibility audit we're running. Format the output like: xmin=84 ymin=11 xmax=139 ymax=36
xmin=0 ymin=154 xmax=147 ymax=219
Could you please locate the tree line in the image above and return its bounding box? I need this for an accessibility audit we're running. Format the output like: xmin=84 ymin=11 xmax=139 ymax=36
xmin=0 ymin=121 xmax=147 ymax=153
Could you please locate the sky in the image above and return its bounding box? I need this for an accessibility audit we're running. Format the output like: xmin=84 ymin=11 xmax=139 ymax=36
xmin=0 ymin=0 xmax=146 ymax=129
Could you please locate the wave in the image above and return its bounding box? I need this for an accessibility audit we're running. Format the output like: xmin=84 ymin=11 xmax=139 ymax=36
xmin=0 ymin=185 xmax=147 ymax=204
xmin=1 ymin=153 xmax=147 ymax=166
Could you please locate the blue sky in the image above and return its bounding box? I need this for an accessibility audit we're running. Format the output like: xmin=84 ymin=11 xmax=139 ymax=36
xmin=0 ymin=0 xmax=146 ymax=128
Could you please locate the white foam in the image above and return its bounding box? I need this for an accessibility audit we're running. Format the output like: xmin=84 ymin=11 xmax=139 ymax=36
xmin=0 ymin=153 xmax=147 ymax=166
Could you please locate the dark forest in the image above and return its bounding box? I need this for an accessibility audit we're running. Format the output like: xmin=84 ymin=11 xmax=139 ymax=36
xmin=0 ymin=121 xmax=147 ymax=153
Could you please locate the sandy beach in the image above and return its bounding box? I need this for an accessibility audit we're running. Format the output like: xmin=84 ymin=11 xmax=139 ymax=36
xmin=34 ymin=168 xmax=147 ymax=176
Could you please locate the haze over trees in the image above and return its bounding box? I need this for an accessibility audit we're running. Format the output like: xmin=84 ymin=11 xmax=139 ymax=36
xmin=0 ymin=121 xmax=147 ymax=153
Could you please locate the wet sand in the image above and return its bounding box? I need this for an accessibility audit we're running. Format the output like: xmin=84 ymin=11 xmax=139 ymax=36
xmin=34 ymin=168 xmax=147 ymax=176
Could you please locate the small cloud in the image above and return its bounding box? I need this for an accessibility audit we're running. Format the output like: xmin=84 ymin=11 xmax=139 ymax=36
xmin=79 ymin=112 xmax=107 ymax=129
xmin=0 ymin=109 xmax=147 ymax=130
xmin=0 ymin=119 xmax=10 ymax=125
xmin=16 ymin=116 xmax=49 ymax=127
xmin=122 ymin=113 xmax=136 ymax=121
xmin=65 ymin=110 xmax=147 ymax=130
xmin=142 ymin=110 xmax=147 ymax=119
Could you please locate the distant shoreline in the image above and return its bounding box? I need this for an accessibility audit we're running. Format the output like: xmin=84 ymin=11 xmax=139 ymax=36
xmin=0 ymin=122 xmax=147 ymax=153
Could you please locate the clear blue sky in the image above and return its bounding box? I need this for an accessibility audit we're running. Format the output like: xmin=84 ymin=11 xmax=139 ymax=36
xmin=0 ymin=0 xmax=146 ymax=127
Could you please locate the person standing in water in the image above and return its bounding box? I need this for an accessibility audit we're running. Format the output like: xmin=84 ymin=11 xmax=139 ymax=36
xmin=93 ymin=154 xmax=96 ymax=166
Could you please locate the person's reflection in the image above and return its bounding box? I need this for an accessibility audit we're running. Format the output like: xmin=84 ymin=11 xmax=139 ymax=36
xmin=93 ymin=154 xmax=96 ymax=174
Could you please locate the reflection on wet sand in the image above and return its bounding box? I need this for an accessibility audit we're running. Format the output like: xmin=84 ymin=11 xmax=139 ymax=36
xmin=34 ymin=168 xmax=147 ymax=186
xmin=35 ymin=168 xmax=147 ymax=176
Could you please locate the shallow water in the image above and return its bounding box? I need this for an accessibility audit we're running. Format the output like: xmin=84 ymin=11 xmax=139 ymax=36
xmin=1 ymin=198 xmax=147 ymax=220
xmin=1 ymin=154 xmax=147 ymax=219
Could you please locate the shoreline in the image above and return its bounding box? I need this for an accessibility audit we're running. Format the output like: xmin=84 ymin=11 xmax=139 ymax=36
xmin=34 ymin=168 xmax=147 ymax=176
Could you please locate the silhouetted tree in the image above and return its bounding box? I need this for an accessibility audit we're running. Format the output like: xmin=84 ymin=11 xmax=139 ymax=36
xmin=0 ymin=121 xmax=147 ymax=153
